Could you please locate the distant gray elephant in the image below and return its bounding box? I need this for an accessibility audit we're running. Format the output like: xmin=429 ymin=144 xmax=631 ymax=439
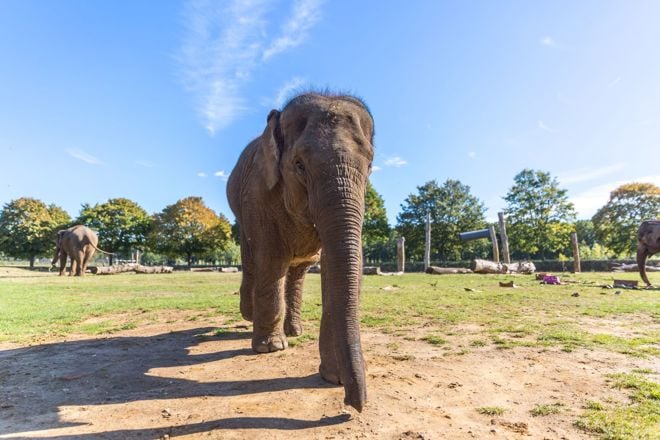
xmin=637 ymin=220 xmax=660 ymax=286
xmin=50 ymin=225 xmax=112 ymax=276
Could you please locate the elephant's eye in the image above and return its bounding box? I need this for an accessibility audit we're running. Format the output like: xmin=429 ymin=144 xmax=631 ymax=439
xmin=295 ymin=160 xmax=305 ymax=175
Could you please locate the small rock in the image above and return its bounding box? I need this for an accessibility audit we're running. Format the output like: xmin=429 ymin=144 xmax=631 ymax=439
xmin=161 ymin=409 xmax=172 ymax=419
xmin=615 ymin=290 xmax=621 ymax=295
xmin=571 ymin=292 xmax=579 ymax=297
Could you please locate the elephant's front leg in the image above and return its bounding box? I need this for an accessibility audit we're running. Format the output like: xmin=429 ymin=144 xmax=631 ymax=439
xmin=252 ymin=261 xmax=288 ymax=353
xmin=284 ymin=264 xmax=309 ymax=336
xmin=58 ymin=253 xmax=67 ymax=276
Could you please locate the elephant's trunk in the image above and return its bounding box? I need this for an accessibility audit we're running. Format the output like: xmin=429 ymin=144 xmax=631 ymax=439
xmin=51 ymin=248 xmax=60 ymax=267
xmin=313 ymin=166 xmax=367 ymax=412
xmin=637 ymin=245 xmax=651 ymax=286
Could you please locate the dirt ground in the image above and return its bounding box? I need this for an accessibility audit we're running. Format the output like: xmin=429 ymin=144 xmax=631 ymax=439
xmin=0 ymin=313 xmax=655 ymax=440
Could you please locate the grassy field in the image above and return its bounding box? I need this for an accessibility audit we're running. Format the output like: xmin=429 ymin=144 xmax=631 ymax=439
xmin=1 ymin=267 xmax=658 ymax=438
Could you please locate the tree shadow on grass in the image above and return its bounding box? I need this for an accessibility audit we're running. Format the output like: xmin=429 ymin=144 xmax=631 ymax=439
xmin=0 ymin=327 xmax=343 ymax=438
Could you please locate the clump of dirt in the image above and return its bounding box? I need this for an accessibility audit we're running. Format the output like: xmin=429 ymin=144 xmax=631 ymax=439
xmin=0 ymin=315 xmax=654 ymax=439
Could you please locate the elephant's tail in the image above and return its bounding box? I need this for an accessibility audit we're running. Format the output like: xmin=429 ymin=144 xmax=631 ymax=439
xmin=90 ymin=243 xmax=115 ymax=255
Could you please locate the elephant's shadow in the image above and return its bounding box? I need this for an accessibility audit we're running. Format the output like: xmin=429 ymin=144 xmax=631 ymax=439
xmin=0 ymin=327 xmax=347 ymax=438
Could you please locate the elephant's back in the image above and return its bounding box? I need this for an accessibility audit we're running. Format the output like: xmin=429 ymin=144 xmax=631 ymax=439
xmin=68 ymin=225 xmax=98 ymax=246
xmin=227 ymin=138 xmax=260 ymax=215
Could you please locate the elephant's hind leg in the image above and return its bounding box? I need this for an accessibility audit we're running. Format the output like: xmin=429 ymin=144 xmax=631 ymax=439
xmin=239 ymin=236 xmax=256 ymax=321
xmin=251 ymin=257 xmax=288 ymax=353
xmin=81 ymin=247 xmax=95 ymax=276
xmin=284 ymin=264 xmax=309 ymax=336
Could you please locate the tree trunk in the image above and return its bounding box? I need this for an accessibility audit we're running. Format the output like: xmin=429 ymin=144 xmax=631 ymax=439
xmin=29 ymin=255 xmax=35 ymax=269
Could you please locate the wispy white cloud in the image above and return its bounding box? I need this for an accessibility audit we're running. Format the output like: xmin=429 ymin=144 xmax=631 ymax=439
xmin=66 ymin=148 xmax=101 ymax=165
xmin=262 ymin=0 xmax=323 ymax=60
xmin=384 ymin=157 xmax=407 ymax=167
xmin=607 ymin=77 xmax=621 ymax=88
xmin=468 ymin=151 xmax=477 ymax=159
xmin=214 ymin=170 xmax=229 ymax=180
xmin=570 ymin=175 xmax=660 ymax=218
xmin=178 ymin=0 xmax=323 ymax=135
xmin=538 ymin=120 xmax=555 ymax=133
xmin=135 ymin=160 xmax=157 ymax=168
xmin=371 ymin=165 xmax=381 ymax=172
xmin=272 ymin=76 xmax=307 ymax=108
xmin=197 ymin=172 xmax=208 ymax=178
xmin=541 ymin=36 xmax=556 ymax=47
xmin=558 ymin=163 xmax=626 ymax=185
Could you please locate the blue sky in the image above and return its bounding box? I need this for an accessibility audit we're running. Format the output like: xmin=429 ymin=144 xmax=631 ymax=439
xmin=1 ymin=0 xmax=658 ymax=225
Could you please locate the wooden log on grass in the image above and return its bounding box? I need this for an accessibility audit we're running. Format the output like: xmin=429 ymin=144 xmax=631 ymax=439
xmin=92 ymin=264 xmax=173 ymax=275
xmin=472 ymin=259 xmax=536 ymax=274
xmin=426 ymin=266 xmax=473 ymax=275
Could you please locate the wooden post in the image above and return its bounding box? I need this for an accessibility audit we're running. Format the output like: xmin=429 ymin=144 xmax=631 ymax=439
xmin=498 ymin=212 xmax=511 ymax=264
xmin=571 ymin=232 xmax=581 ymax=273
xmin=424 ymin=212 xmax=431 ymax=270
xmin=488 ymin=225 xmax=500 ymax=263
xmin=396 ymin=237 xmax=405 ymax=273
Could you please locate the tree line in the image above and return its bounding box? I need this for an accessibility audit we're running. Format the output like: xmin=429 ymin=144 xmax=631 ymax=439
xmin=362 ymin=169 xmax=659 ymax=263
xmin=1 ymin=169 xmax=658 ymax=268
xmin=0 ymin=196 xmax=235 ymax=268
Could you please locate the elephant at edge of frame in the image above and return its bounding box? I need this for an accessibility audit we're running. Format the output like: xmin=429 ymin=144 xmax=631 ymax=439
xmin=637 ymin=219 xmax=660 ymax=286
xmin=227 ymin=92 xmax=375 ymax=412
xmin=51 ymin=225 xmax=112 ymax=276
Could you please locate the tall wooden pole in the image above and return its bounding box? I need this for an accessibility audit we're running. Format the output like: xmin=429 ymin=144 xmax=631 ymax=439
xmin=424 ymin=212 xmax=431 ymax=270
xmin=488 ymin=225 xmax=500 ymax=263
xmin=497 ymin=212 xmax=511 ymax=264
xmin=571 ymin=232 xmax=581 ymax=273
xmin=396 ymin=237 xmax=405 ymax=273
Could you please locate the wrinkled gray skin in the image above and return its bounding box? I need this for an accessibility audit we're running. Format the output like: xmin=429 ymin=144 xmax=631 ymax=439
xmin=227 ymin=93 xmax=374 ymax=412
xmin=637 ymin=220 xmax=660 ymax=286
xmin=51 ymin=225 xmax=103 ymax=276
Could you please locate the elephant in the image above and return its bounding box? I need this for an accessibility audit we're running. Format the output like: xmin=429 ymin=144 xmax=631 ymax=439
xmin=637 ymin=219 xmax=660 ymax=286
xmin=227 ymin=92 xmax=374 ymax=412
xmin=51 ymin=225 xmax=111 ymax=276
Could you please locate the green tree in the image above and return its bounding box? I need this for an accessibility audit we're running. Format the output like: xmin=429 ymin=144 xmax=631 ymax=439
xmin=503 ymin=169 xmax=576 ymax=259
xmin=362 ymin=181 xmax=392 ymax=262
xmin=77 ymin=198 xmax=151 ymax=265
xmin=396 ymin=179 xmax=488 ymax=261
xmin=0 ymin=198 xmax=71 ymax=268
xmin=592 ymin=182 xmax=660 ymax=256
xmin=574 ymin=219 xmax=597 ymax=248
xmin=150 ymin=196 xmax=232 ymax=267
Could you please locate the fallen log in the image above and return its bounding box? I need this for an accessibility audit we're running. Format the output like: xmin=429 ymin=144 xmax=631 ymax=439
xmin=91 ymin=264 xmax=173 ymax=275
xmin=472 ymin=259 xmax=535 ymax=274
xmin=426 ymin=266 xmax=473 ymax=275
xmin=611 ymin=263 xmax=660 ymax=272
xmin=363 ymin=266 xmax=382 ymax=275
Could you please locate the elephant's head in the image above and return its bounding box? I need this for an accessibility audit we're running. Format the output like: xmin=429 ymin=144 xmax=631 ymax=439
xmin=50 ymin=230 xmax=65 ymax=268
xmin=258 ymin=93 xmax=374 ymax=411
xmin=637 ymin=220 xmax=660 ymax=286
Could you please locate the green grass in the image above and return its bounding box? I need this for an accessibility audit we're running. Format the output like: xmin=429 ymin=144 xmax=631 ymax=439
xmin=531 ymin=403 xmax=565 ymax=416
xmin=575 ymin=372 xmax=660 ymax=439
xmin=1 ymin=267 xmax=658 ymax=438
xmin=476 ymin=406 xmax=505 ymax=416
xmin=0 ymin=269 xmax=658 ymax=358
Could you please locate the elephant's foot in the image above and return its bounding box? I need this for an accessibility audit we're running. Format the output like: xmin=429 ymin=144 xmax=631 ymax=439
xmin=252 ymin=332 xmax=288 ymax=353
xmin=284 ymin=319 xmax=303 ymax=337
xmin=319 ymin=362 xmax=342 ymax=386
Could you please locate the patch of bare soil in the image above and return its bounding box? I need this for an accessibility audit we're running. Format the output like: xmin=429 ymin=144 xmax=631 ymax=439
xmin=0 ymin=317 xmax=655 ymax=440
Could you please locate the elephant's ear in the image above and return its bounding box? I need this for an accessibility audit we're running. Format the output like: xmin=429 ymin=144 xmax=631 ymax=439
xmin=256 ymin=109 xmax=282 ymax=190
